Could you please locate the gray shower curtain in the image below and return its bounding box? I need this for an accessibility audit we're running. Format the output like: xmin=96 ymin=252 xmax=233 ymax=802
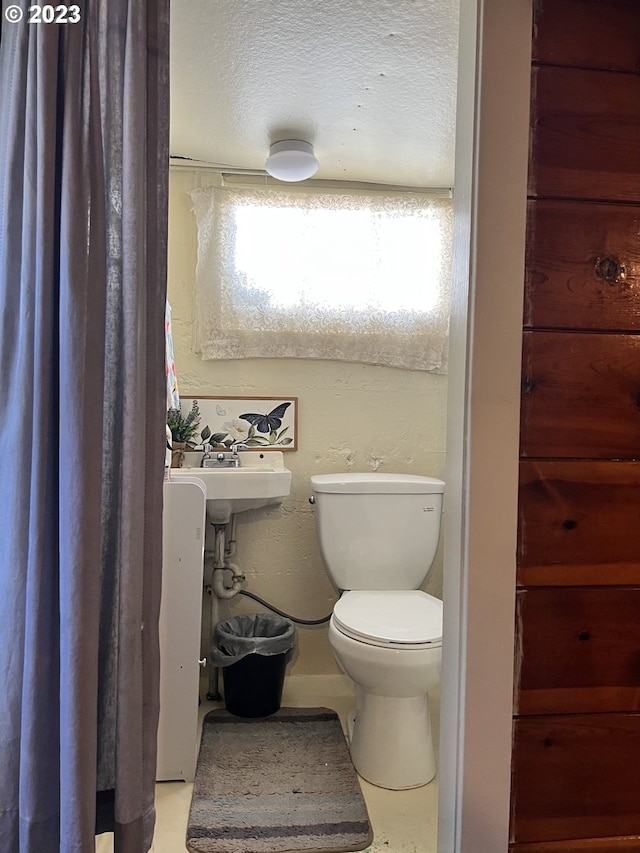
xmin=0 ymin=2 xmax=169 ymax=851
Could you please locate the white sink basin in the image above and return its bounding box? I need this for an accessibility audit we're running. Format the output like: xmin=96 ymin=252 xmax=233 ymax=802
xmin=169 ymin=451 xmax=292 ymax=523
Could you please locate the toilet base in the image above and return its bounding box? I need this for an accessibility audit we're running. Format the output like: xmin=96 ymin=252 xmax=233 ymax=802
xmin=347 ymin=691 xmax=436 ymax=790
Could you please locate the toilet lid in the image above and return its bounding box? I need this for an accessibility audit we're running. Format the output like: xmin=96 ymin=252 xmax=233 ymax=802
xmin=333 ymin=591 xmax=442 ymax=647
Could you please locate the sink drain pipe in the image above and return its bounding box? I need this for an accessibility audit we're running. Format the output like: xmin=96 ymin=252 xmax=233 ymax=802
xmin=204 ymin=519 xmax=332 ymax=700
xmin=212 ymin=563 xmax=244 ymax=598
xmin=209 ymin=518 xmax=332 ymax=623
xmin=205 ymin=522 xmax=245 ymax=699
xmin=211 ymin=521 xmax=245 ymax=598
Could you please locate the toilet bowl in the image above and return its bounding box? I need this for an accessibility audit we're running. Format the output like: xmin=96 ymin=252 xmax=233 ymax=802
xmin=309 ymin=472 xmax=445 ymax=790
xmin=329 ymin=589 xmax=442 ymax=789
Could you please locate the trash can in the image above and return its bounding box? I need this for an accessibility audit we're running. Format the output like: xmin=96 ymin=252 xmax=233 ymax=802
xmin=210 ymin=614 xmax=296 ymax=717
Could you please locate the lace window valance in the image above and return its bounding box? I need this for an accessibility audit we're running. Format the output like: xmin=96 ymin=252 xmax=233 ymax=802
xmin=190 ymin=184 xmax=452 ymax=372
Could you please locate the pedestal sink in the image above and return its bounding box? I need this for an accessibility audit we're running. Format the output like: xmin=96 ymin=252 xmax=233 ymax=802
xmin=169 ymin=451 xmax=292 ymax=523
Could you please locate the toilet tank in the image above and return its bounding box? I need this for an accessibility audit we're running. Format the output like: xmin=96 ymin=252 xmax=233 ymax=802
xmin=310 ymin=473 xmax=445 ymax=591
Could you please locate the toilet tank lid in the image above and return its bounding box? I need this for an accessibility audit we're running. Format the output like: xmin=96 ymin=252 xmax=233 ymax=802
xmin=310 ymin=473 xmax=445 ymax=495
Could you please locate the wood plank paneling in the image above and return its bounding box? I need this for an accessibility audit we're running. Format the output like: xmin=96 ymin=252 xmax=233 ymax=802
xmin=515 ymin=2 xmax=640 ymax=849
xmin=520 ymin=331 xmax=640 ymax=459
xmin=515 ymin=587 xmax=640 ymax=715
xmin=511 ymin=836 xmax=640 ymax=852
xmin=511 ymin=714 xmax=640 ymax=843
xmin=529 ymin=67 xmax=640 ymax=202
xmin=517 ymin=460 xmax=640 ymax=585
xmin=524 ymin=200 xmax=640 ymax=331
xmin=532 ymin=0 xmax=640 ymax=74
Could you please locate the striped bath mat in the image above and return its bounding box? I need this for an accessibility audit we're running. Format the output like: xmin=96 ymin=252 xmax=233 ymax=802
xmin=187 ymin=707 xmax=373 ymax=853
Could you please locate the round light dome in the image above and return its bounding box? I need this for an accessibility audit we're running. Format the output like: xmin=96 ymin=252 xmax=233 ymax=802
xmin=265 ymin=140 xmax=319 ymax=182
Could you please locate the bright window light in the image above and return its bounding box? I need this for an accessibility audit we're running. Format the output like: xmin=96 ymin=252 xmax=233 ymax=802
xmin=233 ymin=203 xmax=444 ymax=315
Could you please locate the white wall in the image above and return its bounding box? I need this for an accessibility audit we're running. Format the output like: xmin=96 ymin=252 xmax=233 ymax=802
xmin=168 ymin=167 xmax=448 ymax=675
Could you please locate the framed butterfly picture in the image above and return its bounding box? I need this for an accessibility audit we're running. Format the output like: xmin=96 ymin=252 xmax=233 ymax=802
xmin=178 ymin=396 xmax=298 ymax=451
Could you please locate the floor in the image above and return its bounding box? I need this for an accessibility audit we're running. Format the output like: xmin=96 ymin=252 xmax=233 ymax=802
xmin=96 ymin=674 xmax=439 ymax=853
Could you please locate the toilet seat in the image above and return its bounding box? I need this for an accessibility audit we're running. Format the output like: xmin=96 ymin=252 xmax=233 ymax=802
xmin=333 ymin=590 xmax=442 ymax=649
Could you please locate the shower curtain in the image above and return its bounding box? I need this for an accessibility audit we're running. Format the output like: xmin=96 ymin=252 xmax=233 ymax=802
xmin=0 ymin=2 xmax=169 ymax=851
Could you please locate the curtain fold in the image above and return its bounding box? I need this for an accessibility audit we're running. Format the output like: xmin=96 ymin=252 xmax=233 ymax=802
xmin=0 ymin=2 xmax=169 ymax=851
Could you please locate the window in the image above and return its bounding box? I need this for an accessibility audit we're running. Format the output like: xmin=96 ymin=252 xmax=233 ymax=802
xmin=190 ymin=183 xmax=452 ymax=372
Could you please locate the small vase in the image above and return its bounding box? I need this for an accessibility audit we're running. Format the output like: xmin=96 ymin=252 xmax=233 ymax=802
xmin=183 ymin=448 xmax=205 ymax=468
xmin=171 ymin=441 xmax=186 ymax=468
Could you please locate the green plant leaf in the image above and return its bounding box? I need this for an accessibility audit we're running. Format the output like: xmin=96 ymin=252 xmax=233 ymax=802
xmin=210 ymin=432 xmax=228 ymax=444
xmin=280 ymin=437 xmax=293 ymax=445
xmin=200 ymin=425 xmax=211 ymax=441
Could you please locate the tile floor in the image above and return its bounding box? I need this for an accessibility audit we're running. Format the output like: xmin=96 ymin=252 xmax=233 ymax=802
xmin=96 ymin=674 xmax=439 ymax=853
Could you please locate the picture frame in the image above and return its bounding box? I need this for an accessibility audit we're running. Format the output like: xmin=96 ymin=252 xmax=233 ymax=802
xmin=179 ymin=396 xmax=298 ymax=451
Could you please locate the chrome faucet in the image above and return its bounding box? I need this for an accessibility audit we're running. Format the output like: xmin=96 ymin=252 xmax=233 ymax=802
xmin=230 ymin=442 xmax=248 ymax=466
xmin=200 ymin=441 xmax=248 ymax=468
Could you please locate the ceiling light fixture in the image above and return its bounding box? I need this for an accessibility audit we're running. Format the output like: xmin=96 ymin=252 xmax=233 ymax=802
xmin=265 ymin=140 xmax=319 ymax=182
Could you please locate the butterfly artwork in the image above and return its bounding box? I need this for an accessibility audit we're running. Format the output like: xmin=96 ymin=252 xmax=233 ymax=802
xmin=239 ymin=402 xmax=291 ymax=434
xmin=178 ymin=397 xmax=297 ymax=450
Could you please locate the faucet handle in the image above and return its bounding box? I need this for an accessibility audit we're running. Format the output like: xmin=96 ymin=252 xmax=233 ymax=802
xmin=232 ymin=442 xmax=248 ymax=454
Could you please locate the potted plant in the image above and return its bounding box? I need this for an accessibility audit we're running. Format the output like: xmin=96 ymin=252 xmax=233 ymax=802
xmin=167 ymin=400 xmax=203 ymax=467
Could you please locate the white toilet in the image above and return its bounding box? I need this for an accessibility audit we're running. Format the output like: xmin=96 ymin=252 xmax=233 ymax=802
xmin=310 ymin=472 xmax=445 ymax=790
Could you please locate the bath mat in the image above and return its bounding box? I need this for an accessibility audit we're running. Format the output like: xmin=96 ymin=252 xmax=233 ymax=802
xmin=186 ymin=707 xmax=373 ymax=853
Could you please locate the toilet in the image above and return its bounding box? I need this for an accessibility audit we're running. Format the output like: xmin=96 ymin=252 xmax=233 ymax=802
xmin=310 ymin=472 xmax=445 ymax=790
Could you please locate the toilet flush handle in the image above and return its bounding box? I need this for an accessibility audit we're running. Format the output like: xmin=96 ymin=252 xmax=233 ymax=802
xmin=308 ymin=495 xmax=315 ymax=504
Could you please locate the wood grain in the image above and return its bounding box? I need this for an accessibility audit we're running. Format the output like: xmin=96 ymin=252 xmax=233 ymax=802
xmin=514 ymin=4 xmax=640 ymax=852
xmin=511 ymin=714 xmax=640 ymax=843
xmin=511 ymin=835 xmax=640 ymax=852
xmin=524 ymin=200 xmax=640 ymax=331
xmin=529 ymin=67 xmax=640 ymax=202
xmin=533 ymin=0 xmax=640 ymax=73
xmin=517 ymin=460 xmax=640 ymax=585
xmin=514 ymin=587 xmax=640 ymax=714
xmin=520 ymin=331 xmax=640 ymax=459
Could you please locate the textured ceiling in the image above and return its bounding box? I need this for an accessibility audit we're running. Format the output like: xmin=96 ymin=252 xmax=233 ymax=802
xmin=170 ymin=0 xmax=460 ymax=188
